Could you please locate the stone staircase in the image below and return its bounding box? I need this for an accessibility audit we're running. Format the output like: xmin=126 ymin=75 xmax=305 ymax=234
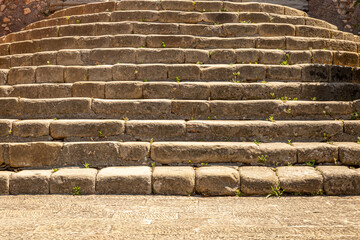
xmin=0 ymin=0 xmax=359 ymax=197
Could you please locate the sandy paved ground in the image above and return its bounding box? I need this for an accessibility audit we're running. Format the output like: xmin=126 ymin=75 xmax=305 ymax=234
xmin=0 ymin=195 xmax=359 ymax=239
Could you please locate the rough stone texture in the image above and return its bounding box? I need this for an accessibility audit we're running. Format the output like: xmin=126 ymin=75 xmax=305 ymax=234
xmin=195 ymin=166 xmax=240 ymax=196
xmin=96 ymin=167 xmax=152 ymax=194
xmin=317 ymin=166 xmax=360 ymax=195
xmin=0 ymin=171 xmax=12 ymax=195
xmin=8 ymin=142 xmax=63 ymax=168
xmin=50 ymin=120 xmax=124 ymax=139
xmin=239 ymin=167 xmax=278 ymax=195
xmin=294 ymin=143 xmax=338 ymax=164
xmin=12 ymin=120 xmax=50 ymax=138
xmin=10 ymin=170 xmax=52 ymax=194
xmin=277 ymin=166 xmax=323 ymax=194
xmin=336 ymin=143 xmax=360 ymax=166
xmin=72 ymin=82 xmax=105 ymax=98
xmin=0 ymin=119 xmax=11 ymax=137
xmin=152 ymin=166 xmax=195 ymax=195
xmin=50 ymin=168 xmax=97 ymax=194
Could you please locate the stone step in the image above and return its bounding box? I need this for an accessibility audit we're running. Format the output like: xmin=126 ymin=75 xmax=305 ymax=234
xmin=46 ymin=1 xmax=308 ymax=21
xmin=1 ymin=82 xmax=359 ymax=101
xmin=0 ymin=119 xmax=359 ymax=142
xmin=2 ymin=35 xmax=358 ymax=57
xmin=1 ymin=64 xmax=359 ymax=86
xmin=4 ymin=11 xmax=342 ymax=44
xmin=0 ymin=98 xmax=358 ymax=120
xmin=0 ymin=141 xmax=359 ymax=167
xmin=1 ymin=166 xmax=360 ymax=196
xmin=1 ymin=47 xmax=359 ymax=68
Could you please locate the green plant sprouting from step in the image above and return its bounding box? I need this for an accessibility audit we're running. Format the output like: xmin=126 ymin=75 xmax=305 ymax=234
xmin=52 ymin=168 xmax=58 ymax=173
xmin=161 ymin=41 xmax=166 ymax=48
xmin=287 ymin=140 xmax=293 ymax=146
xmin=73 ymin=186 xmax=81 ymax=195
xmin=175 ymin=77 xmax=181 ymax=83
xmin=83 ymin=162 xmax=90 ymax=168
xmin=232 ymin=71 xmax=240 ymax=83
xmin=258 ymin=155 xmax=267 ymax=163
xmin=266 ymin=115 xmax=276 ymax=122
xmin=266 ymin=183 xmax=284 ymax=198
xmin=280 ymin=54 xmax=290 ymax=65
xmin=254 ymin=140 xmax=261 ymax=146
xmin=235 ymin=189 xmax=242 ymax=197
xmin=306 ymin=159 xmax=316 ymax=167
xmin=357 ymin=137 xmax=360 ymax=144
xmin=351 ymin=111 xmax=359 ymax=120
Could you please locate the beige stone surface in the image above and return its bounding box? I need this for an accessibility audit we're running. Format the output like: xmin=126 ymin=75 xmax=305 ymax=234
xmin=152 ymin=166 xmax=195 ymax=195
xmin=239 ymin=166 xmax=278 ymax=195
xmin=96 ymin=167 xmax=152 ymax=194
xmin=0 ymin=171 xmax=12 ymax=195
xmin=277 ymin=166 xmax=323 ymax=194
xmin=50 ymin=168 xmax=97 ymax=194
xmin=294 ymin=142 xmax=338 ymax=164
xmin=12 ymin=120 xmax=51 ymax=138
xmin=317 ymin=166 xmax=360 ymax=195
xmin=196 ymin=166 xmax=240 ymax=196
xmin=336 ymin=142 xmax=360 ymax=166
xmin=10 ymin=170 xmax=52 ymax=194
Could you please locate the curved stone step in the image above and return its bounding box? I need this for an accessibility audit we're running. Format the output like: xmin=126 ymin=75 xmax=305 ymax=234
xmin=0 ymin=119 xmax=359 ymax=142
xmin=1 ymin=47 xmax=359 ymax=69
xmin=0 ymin=14 xmax=350 ymax=45
xmin=2 ymin=34 xmax=358 ymax=57
xmin=2 ymin=64 xmax=359 ymax=85
xmin=1 ymin=165 xmax=360 ymax=196
xmin=0 ymin=141 xmax=359 ymax=168
xmin=0 ymin=97 xmax=358 ymax=120
xmin=1 ymin=82 xmax=360 ymax=102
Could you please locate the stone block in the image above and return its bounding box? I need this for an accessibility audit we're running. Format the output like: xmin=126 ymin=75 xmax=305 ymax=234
xmin=96 ymin=167 xmax=152 ymax=194
xmin=40 ymin=37 xmax=78 ymax=52
xmin=209 ymin=49 xmax=236 ymax=64
xmin=177 ymin=82 xmax=210 ymax=100
xmin=301 ymin=64 xmax=329 ymax=82
xmin=57 ymin=50 xmax=83 ymax=65
xmin=105 ymin=82 xmax=143 ymax=99
xmin=294 ymin=142 xmax=338 ymax=164
xmin=194 ymin=1 xmax=223 ymax=12
xmin=32 ymin=51 xmax=57 ymax=66
xmin=296 ymin=26 xmax=330 ymax=38
xmin=171 ymin=100 xmax=210 ymax=118
xmin=329 ymin=65 xmax=353 ymax=83
xmin=10 ymin=40 xmax=38 ymax=55
xmin=286 ymin=37 xmax=326 ymax=50
xmin=288 ymin=51 xmax=312 ymax=64
xmin=0 ymin=98 xmax=19 ymax=118
xmin=68 ymin=12 xmax=110 ymax=24
xmin=126 ymin=120 xmax=186 ymax=140
xmin=168 ymin=64 xmax=201 ymax=80
xmin=158 ymin=11 xmax=202 ymax=24
xmin=256 ymin=37 xmax=285 ymax=49
xmin=0 ymin=70 xmax=7 ymax=85
xmin=11 ymin=55 xmax=33 ymax=67
xmin=146 ymin=35 xmax=195 ymax=48
xmin=10 ymin=170 xmax=52 ymax=194
xmin=92 ymin=99 xmax=171 ymax=119
xmin=277 ymin=166 xmax=323 ymax=194
xmin=137 ymin=49 xmax=184 ymax=64
xmin=112 ymin=35 xmax=146 ymax=48
xmin=224 ymin=2 xmax=261 ymax=12
xmin=161 ymin=0 xmax=194 ymax=11
xmin=117 ymin=0 xmax=160 ymax=10
xmin=180 ymin=24 xmax=225 ymax=37
xmin=267 ymin=65 xmax=301 ymax=80
xmin=8 ymin=67 xmax=36 ymax=85
xmin=111 ymin=10 xmax=159 ymax=22
xmin=195 ymin=166 xmax=240 ymax=196
xmin=50 ymin=120 xmax=124 ymax=139
xmin=59 ymin=24 xmax=96 ymax=37
xmin=83 ymin=2 xmax=116 ymax=14
xmin=12 ymin=120 xmax=50 ymax=138
xmin=38 ymin=84 xmax=72 ymax=98
xmin=336 ymin=142 xmax=360 ymax=166
xmin=259 ymin=50 xmax=285 ymax=64
xmin=258 ymin=23 xmax=295 ymax=37
xmin=36 ymin=66 xmax=64 ymax=83
xmin=333 ymin=52 xmax=359 ymax=67
xmin=112 ymin=64 xmax=136 ymax=81
xmin=0 ymin=56 xmax=10 ymax=69
xmin=203 ymin=12 xmax=239 ymax=24
xmin=96 ymin=22 xmax=133 ymax=36
xmin=133 ymin=22 xmax=179 ymax=35
xmin=72 ymin=82 xmax=105 ymax=98
xmin=88 ymin=66 xmax=113 ymax=81
xmin=223 ymin=24 xmax=258 ymax=37
xmin=236 ymin=49 xmax=259 ymax=63
xmin=20 ymin=98 xmax=92 ymax=118
xmin=201 ymin=66 xmax=235 ymax=81
xmin=239 ymin=166 xmax=278 ymax=195
xmin=0 ymin=120 xmax=12 ymax=137
xmin=197 ymin=37 xmax=255 ymax=49
xmin=152 ymin=166 xmax=195 ymax=195
xmin=317 ymin=166 xmax=360 ymax=195
xmin=344 ymin=121 xmax=360 ymax=136
xmin=62 ymin=142 xmax=150 ymax=167
xmin=89 ymin=48 xmax=136 ymax=65
xmin=143 ymin=82 xmax=177 ymax=99
xmin=78 ymin=36 xmax=112 ymax=49
xmin=136 ymin=64 xmax=167 ymax=81
xmin=0 ymin=171 xmax=12 ymax=195
xmin=50 ymin=168 xmax=97 ymax=194
xmin=64 ymin=67 xmax=88 ymax=83
xmin=239 ymin=12 xmax=270 ymax=23
xmin=185 ymin=49 xmax=209 ymax=64
xmin=327 ymin=39 xmax=357 ymax=52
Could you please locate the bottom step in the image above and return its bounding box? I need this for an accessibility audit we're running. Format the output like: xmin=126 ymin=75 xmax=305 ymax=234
xmin=1 ymin=166 xmax=360 ymax=196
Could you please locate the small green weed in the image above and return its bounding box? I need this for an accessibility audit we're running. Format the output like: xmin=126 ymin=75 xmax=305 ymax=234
xmin=280 ymin=54 xmax=290 ymax=65
xmin=266 ymin=183 xmax=284 ymax=198
xmin=254 ymin=140 xmax=261 ymax=146
xmin=83 ymin=162 xmax=90 ymax=168
xmin=258 ymin=155 xmax=267 ymax=163
xmin=306 ymin=159 xmax=316 ymax=167
xmin=52 ymin=168 xmax=58 ymax=172
xmin=266 ymin=115 xmax=276 ymax=122
xmin=73 ymin=186 xmax=81 ymax=195
xmin=161 ymin=42 xmax=166 ymax=48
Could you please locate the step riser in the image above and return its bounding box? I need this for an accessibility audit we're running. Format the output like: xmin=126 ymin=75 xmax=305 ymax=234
xmin=0 ymin=99 xmax=358 ymax=120
xmin=2 ymin=166 xmax=360 ymax=196
xmin=1 ymin=64 xmax=359 ymax=85
xmin=0 ymin=142 xmax=359 ymax=168
xmin=1 ymin=83 xmax=359 ymax=101
xmin=0 ymin=120 xmax=359 ymax=142
xmin=1 ymin=48 xmax=359 ymax=68
xmin=2 ymin=35 xmax=358 ymax=57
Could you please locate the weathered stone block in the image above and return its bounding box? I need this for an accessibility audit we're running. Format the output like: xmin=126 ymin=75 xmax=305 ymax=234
xmin=136 ymin=64 xmax=167 ymax=81
xmin=288 ymin=51 xmax=312 ymax=64
xmin=177 ymin=82 xmax=210 ymax=100
xmin=146 ymin=35 xmax=195 ymax=48
xmin=301 ymin=64 xmax=329 ymax=82
xmin=317 ymin=166 xmax=360 ymax=195
xmin=185 ymin=50 xmax=209 ymax=64
xmin=72 ymin=82 xmax=105 ymax=98
xmin=180 ymin=24 xmax=225 ymax=37
xmin=333 ymin=52 xmax=359 ymax=67
xmin=88 ymin=66 xmax=113 ymax=81
xmin=134 ymin=22 xmax=179 ymax=35
xmin=8 ymin=67 xmax=36 ymax=85
xmin=57 ymin=50 xmax=83 ymax=65
xmin=296 ymin=26 xmax=330 ymax=38
xmin=239 ymin=166 xmax=278 ymax=195
xmin=336 ymin=142 xmax=360 ymax=166
xmin=0 ymin=120 xmax=12 ymax=137
xmin=267 ymin=65 xmax=301 ymax=80
xmin=96 ymin=22 xmax=133 ymax=35
xmin=223 ymin=24 xmax=258 ymax=37
xmin=153 ymin=166 xmax=195 ymax=195
xmin=112 ymin=64 xmax=136 ymax=81
xmin=256 ymin=37 xmax=285 ymax=49
xmin=64 ymin=67 xmax=88 ymax=83
xmin=259 ymin=23 xmax=295 ymax=37
xmin=171 ymin=100 xmax=210 ymax=118
xmin=143 ymin=82 xmax=177 ymax=99
xmin=239 ymin=12 xmax=270 ymax=23
xmin=89 ymin=48 xmax=136 ymax=65
xmin=209 ymin=49 xmax=236 ymax=64
xmin=112 ymin=35 xmax=146 ymax=48
xmin=50 ymin=120 xmax=124 ymax=139
xmin=50 ymin=168 xmax=97 ymax=194
xmin=96 ymin=167 xmax=152 ymax=194
xmin=32 ymin=51 xmax=57 ymax=66
xmin=105 ymin=82 xmax=143 ymax=99
xmin=294 ymin=142 xmax=338 ymax=164
xmin=201 ymin=66 xmax=235 ymax=81
xmin=196 ymin=166 xmax=240 ymax=196
xmin=0 ymin=98 xmax=19 ymax=118
xmin=137 ymin=49 xmax=184 ymax=64
xmin=111 ymin=10 xmax=159 ymax=22
xmin=0 ymin=171 xmax=12 ymax=195
xmin=277 ymin=166 xmax=323 ymax=194
xmin=259 ymin=50 xmax=285 ymax=64
xmin=36 ymin=66 xmax=64 ymax=83
xmin=10 ymin=170 xmax=52 ymax=194
xmin=12 ymin=120 xmax=50 ymax=138
xmin=168 ymin=65 xmax=201 ymax=80
xmin=158 ymin=11 xmax=202 ymax=23
xmin=203 ymin=12 xmax=239 ymax=24
xmin=236 ymin=49 xmax=259 ymax=63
